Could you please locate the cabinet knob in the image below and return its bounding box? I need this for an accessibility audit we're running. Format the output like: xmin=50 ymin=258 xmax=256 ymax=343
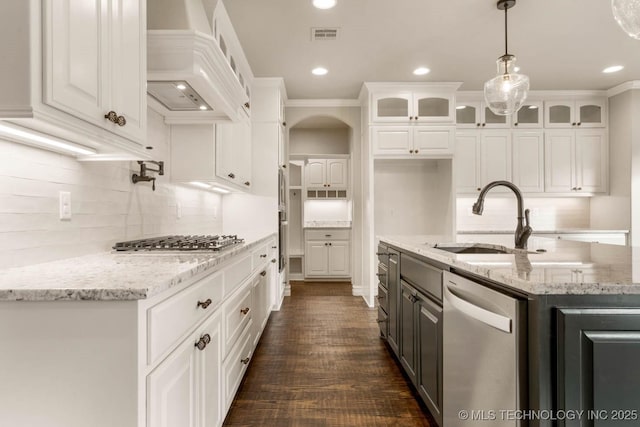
xmin=482 ymin=123 xmax=486 ymax=127
xmin=228 ymin=173 xmax=236 ymax=179
xmin=514 ymin=122 xmax=519 ymax=126
xmin=409 ymin=150 xmax=414 ymax=154
xmin=476 ymin=123 xmax=481 ymax=127
xmin=577 ymin=122 xmax=582 ymax=126
xmin=414 ymin=116 xmax=418 ymax=120
xmin=571 ymin=187 xmax=577 ymax=190
xmin=195 ymin=334 xmax=211 ymax=351
xmin=244 ymin=102 xmax=250 ymax=109
xmin=241 ymin=357 xmax=250 ymax=365
xmin=244 ymin=181 xmax=251 ymax=186
xmin=260 ymin=270 xmax=267 ymax=276
xmin=271 ymin=246 xmax=277 ymax=249
xmin=414 ymin=149 xmax=419 ymax=154
xmin=328 ymin=242 xmax=332 ymax=246
xmin=240 ymin=307 xmax=250 ymax=315
xmin=572 ymin=122 xmax=577 ymax=126
xmin=477 ymin=187 xmax=481 ymax=191
xmin=271 ymin=258 xmax=277 ymax=263
xmin=577 ymin=187 xmax=582 ymax=190
xmin=260 ymin=254 xmax=267 ymax=258
xmin=197 ymin=298 xmax=212 ymax=309
xmin=282 ymin=121 xmax=287 ymax=127
xmin=409 ymin=116 xmax=413 ymax=120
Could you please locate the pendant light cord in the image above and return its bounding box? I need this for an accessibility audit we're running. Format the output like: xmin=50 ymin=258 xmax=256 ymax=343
xmin=504 ymin=5 xmax=509 ymax=56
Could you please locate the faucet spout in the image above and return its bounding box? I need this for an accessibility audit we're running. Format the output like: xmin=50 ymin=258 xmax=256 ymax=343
xmin=472 ymin=180 xmax=533 ymax=249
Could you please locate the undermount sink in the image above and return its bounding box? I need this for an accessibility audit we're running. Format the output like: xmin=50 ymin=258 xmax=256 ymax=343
xmin=433 ymin=244 xmax=534 ymax=255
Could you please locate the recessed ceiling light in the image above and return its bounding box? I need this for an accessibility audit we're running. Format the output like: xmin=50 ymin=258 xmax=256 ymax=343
xmin=528 ymin=105 xmax=538 ymax=109
xmin=176 ymin=83 xmax=187 ymax=90
xmin=603 ymin=65 xmax=624 ymax=73
xmin=313 ymin=0 xmax=336 ymax=9
xmin=312 ymin=67 xmax=328 ymax=76
xmin=199 ymin=105 xmax=208 ymax=110
xmin=456 ymin=105 xmax=466 ymax=110
xmin=413 ymin=67 xmax=430 ymax=76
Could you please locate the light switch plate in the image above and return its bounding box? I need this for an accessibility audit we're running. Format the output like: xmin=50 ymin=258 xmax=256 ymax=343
xmin=59 ymin=191 xmax=71 ymax=220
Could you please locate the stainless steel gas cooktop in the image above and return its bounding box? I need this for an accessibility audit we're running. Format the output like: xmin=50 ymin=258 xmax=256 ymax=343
xmin=113 ymin=235 xmax=244 ymax=252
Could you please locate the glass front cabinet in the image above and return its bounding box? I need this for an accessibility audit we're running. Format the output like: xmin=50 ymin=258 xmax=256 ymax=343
xmin=372 ymin=92 xmax=455 ymax=123
xmin=544 ymin=99 xmax=607 ymax=128
xmin=455 ymin=100 xmax=510 ymax=128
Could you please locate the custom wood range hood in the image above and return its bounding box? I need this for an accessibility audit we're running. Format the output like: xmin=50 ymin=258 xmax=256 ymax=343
xmin=147 ymin=0 xmax=252 ymax=123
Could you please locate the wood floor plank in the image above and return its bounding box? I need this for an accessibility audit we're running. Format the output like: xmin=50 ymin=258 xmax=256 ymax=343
xmin=223 ymin=281 xmax=436 ymax=426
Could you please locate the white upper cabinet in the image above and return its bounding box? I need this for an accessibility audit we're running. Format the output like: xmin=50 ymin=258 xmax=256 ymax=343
xmin=545 ymin=129 xmax=608 ymax=193
xmin=455 ymin=130 xmax=512 ymax=193
xmin=216 ymin=119 xmax=252 ymax=189
xmin=512 ymin=101 xmax=544 ymax=128
xmin=455 ymin=99 xmax=510 ymax=128
xmin=305 ymin=159 xmax=348 ymax=189
xmin=372 ymin=93 xmax=454 ymax=123
xmin=544 ymin=98 xmax=607 ymax=128
xmin=511 ymin=130 xmax=544 ymax=192
xmin=0 ymin=1 xmax=148 ymax=159
xmin=372 ymin=126 xmax=454 ymax=157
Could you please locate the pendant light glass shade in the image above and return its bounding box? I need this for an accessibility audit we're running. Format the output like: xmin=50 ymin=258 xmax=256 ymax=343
xmin=484 ymin=0 xmax=530 ymax=116
xmin=484 ymin=55 xmax=530 ymax=116
xmin=611 ymin=0 xmax=640 ymax=39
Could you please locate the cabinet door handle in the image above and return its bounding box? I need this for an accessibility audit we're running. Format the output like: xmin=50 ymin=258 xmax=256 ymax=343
xmin=194 ymin=334 xmax=211 ymax=351
xmin=241 ymin=357 xmax=250 ymax=365
xmin=376 ymin=319 xmax=388 ymax=323
xmin=197 ymin=298 xmax=212 ymax=309
xmin=260 ymin=254 xmax=267 ymax=258
xmin=325 ymin=234 xmax=332 ymax=237
xmin=271 ymin=258 xmax=277 ymax=263
xmin=260 ymin=270 xmax=267 ymax=276
xmin=577 ymin=187 xmax=582 ymax=190
xmin=271 ymin=246 xmax=277 ymax=249
xmin=228 ymin=173 xmax=236 ymax=179
xmin=244 ymin=181 xmax=251 ymax=186
xmin=240 ymin=307 xmax=250 ymax=315
xmin=375 ymin=252 xmax=388 ymax=256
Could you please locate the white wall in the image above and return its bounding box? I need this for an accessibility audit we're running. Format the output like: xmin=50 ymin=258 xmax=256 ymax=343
xmin=289 ymin=128 xmax=350 ymax=155
xmin=456 ymin=197 xmax=591 ymax=231
xmin=0 ymin=110 xmax=223 ymax=269
xmin=591 ymin=91 xmax=632 ymax=230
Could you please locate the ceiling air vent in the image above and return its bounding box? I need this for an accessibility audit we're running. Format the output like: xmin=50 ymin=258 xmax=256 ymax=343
xmin=311 ymin=27 xmax=339 ymax=41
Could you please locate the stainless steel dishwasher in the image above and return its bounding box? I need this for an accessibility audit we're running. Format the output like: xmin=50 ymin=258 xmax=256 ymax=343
xmin=443 ymin=271 xmax=526 ymax=426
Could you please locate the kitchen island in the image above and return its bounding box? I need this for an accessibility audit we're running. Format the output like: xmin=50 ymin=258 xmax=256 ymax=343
xmin=0 ymin=232 xmax=278 ymax=427
xmin=378 ymin=235 xmax=640 ymax=427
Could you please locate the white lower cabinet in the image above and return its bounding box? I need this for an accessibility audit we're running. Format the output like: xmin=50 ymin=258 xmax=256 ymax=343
xmin=304 ymin=229 xmax=351 ymax=278
xmin=147 ymin=311 xmax=222 ymax=427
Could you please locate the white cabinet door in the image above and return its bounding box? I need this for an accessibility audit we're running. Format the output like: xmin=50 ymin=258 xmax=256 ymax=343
xmin=512 ymin=131 xmax=544 ymax=193
xmin=545 ymin=101 xmax=575 ymax=128
xmin=371 ymin=93 xmax=412 ymax=122
xmin=107 ymin=0 xmax=145 ymax=142
xmin=545 ymin=130 xmax=575 ymax=192
xmin=412 ymin=93 xmax=454 ymax=123
xmin=512 ymin=101 xmax=543 ymax=128
xmin=199 ymin=314 xmax=223 ymax=427
xmin=216 ymin=123 xmax=236 ymax=184
xmin=479 ymin=130 xmax=512 ymax=187
xmin=575 ymin=129 xmax=607 ymax=193
xmin=305 ymin=241 xmax=329 ymax=276
xmin=372 ymin=126 xmax=412 ymax=155
xmin=305 ymin=160 xmax=326 ymax=187
xmin=576 ymin=99 xmax=607 ymax=128
xmin=455 ymin=132 xmax=481 ymax=193
xmin=326 ymin=159 xmax=348 ymax=188
xmin=44 ymin=0 xmax=105 ymax=126
xmin=412 ymin=126 xmax=454 ymax=154
xmin=234 ymin=120 xmax=252 ymax=188
xmin=328 ymin=241 xmax=351 ymax=276
xmin=44 ymin=0 xmax=145 ymax=142
xmin=148 ymin=336 xmax=197 ymax=427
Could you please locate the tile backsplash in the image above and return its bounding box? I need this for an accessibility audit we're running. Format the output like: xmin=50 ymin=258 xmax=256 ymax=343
xmin=0 ymin=110 xmax=222 ymax=269
xmin=456 ymin=197 xmax=591 ymax=231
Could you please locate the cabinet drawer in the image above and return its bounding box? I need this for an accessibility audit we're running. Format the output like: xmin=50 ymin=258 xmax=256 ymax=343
xmin=147 ymin=270 xmax=223 ymax=365
xmin=378 ymin=263 xmax=388 ymax=289
xmin=223 ymin=323 xmax=253 ymax=410
xmin=400 ymin=254 xmax=443 ymax=302
xmin=377 ymin=244 xmax=389 ymax=265
xmin=378 ymin=306 xmax=388 ymax=339
xmin=224 ymin=255 xmax=252 ymax=297
xmin=305 ymin=229 xmax=350 ymax=240
xmin=378 ymin=284 xmax=389 ymax=314
xmin=252 ymin=244 xmax=269 ymax=269
xmin=223 ymin=281 xmax=253 ymax=357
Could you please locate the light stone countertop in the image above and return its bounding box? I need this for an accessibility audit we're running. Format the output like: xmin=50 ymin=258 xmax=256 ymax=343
xmin=457 ymin=229 xmax=629 ymax=234
xmin=303 ymin=221 xmax=352 ymax=228
xmin=0 ymin=232 xmax=277 ymax=302
xmin=379 ymin=234 xmax=640 ymax=296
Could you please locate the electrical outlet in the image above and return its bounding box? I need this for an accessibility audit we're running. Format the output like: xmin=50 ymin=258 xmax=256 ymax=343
xmin=176 ymin=202 xmax=182 ymax=219
xmin=59 ymin=191 xmax=71 ymax=220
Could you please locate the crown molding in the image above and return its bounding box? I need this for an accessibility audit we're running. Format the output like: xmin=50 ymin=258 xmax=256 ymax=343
xmin=607 ymin=81 xmax=640 ymax=98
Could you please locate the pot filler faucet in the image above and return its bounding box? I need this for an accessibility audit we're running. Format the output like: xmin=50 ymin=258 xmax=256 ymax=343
xmin=472 ymin=180 xmax=533 ymax=249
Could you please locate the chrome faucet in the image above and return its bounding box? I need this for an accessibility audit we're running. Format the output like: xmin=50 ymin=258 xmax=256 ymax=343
xmin=472 ymin=180 xmax=533 ymax=249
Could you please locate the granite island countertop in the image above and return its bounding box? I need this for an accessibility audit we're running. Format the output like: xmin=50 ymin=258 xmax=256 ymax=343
xmin=0 ymin=232 xmax=277 ymax=302
xmin=379 ymin=234 xmax=640 ymax=296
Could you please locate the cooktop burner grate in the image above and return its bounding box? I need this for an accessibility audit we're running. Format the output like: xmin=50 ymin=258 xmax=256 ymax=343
xmin=113 ymin=235 xmax=244 ymax=252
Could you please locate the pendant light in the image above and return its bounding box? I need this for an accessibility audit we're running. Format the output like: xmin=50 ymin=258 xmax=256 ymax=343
xmin=611 ymin=0 xmax=640 ymax=39
xmin=483 ymin=0 xmax=530 ymax=116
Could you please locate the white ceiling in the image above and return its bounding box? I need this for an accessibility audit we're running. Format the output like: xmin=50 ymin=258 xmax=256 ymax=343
xmin=223 ymin=0 xmax=640 ymax=99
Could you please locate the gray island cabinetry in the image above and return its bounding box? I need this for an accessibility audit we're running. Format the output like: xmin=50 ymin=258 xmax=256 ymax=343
xmin=378 ymin=235 xmax=640 ymax=427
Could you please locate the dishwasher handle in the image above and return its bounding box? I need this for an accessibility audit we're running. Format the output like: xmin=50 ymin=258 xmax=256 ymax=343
xmin=444 ymin=285 xmax=512 ymax=333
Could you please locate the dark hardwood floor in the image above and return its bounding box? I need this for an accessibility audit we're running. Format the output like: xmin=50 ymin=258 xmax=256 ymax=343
xmin=223 ymin=281 xmax=436 ymax=427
